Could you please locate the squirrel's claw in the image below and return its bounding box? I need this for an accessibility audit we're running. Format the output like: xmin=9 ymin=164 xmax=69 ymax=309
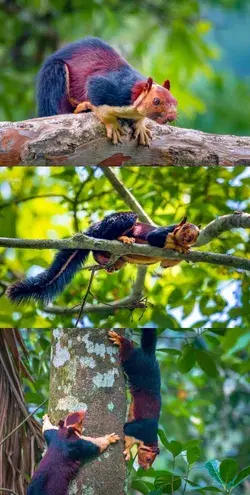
xmin=133 ymin=121 xmax=152 ymax=146
xmin=123 ymin=449 xmax=131 ymax=461
xmin=105 ymin=123 xmax=127 ymax=144
xmin=107 ymin=433 xmax=120 ymax=443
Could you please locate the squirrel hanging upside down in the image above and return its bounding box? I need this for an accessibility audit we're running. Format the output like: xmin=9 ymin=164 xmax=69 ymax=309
xmin=6 ymin=211 xmax=200 ymax=305
xmin=109 ymin=329 xmax=160 ymax=469
xmin=37 ymin=37 xmax=177 ymax=145
xmin=27 ymin=411 xmax=119 ymax=495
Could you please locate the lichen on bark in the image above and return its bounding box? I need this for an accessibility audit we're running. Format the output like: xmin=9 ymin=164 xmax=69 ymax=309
xmin=49 ymin=328 xmax=130 ymax=495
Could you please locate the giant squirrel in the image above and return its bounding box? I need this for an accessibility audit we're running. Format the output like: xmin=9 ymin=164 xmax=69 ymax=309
xmin=27 ymin=411 xmax=119 ymax=495
xmin=6 ymin=211 xmax=200 ymax=305
xmin=37 ymin=37 xmax=177 ymax=145
xmin=109 ymin=329 xmax=161 ymax=469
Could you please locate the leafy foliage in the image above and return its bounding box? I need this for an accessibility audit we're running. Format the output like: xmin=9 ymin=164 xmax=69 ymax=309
xmin=129 ymin=329 xmax=250 ymax=495
xmin=0 ymin=166 xmax=249 ymax=328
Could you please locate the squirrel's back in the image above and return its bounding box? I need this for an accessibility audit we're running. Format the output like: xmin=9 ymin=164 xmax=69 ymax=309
xmin=37 ymin=37 xmax=142 ymax=115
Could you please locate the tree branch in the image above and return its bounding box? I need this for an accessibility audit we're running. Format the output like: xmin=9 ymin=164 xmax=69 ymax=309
xmin=43 ymin=266 xmax=148 ymax=316
xmin=0 ymin=234 xmax=249 ymax=270
xmin=196 ymin=213 xmax=250 ymax=246
xmin=101 ymin=168 xmax=155 ymax=224
xmin=1 ymin=113 xmax=250 ymax=166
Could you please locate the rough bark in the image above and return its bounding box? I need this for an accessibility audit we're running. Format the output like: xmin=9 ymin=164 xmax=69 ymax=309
xmin=0 ymin=113 xmax=250 ymax=166
xmin=49 ymin=328 xmax=130 ymax=495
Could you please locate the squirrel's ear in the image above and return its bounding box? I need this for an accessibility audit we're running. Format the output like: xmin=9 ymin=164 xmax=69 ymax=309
xmin=179 ymin=216 xmax=187 ymax=226
xmin=163 ymin=79 xmax=170 ymax=90
xmin=198 ymin=224 xmax=201 ymax=229
xmin=145 ymin=77 xmax=153 ymax=92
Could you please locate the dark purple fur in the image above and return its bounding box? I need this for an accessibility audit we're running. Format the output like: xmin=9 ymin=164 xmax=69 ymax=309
xmin=27 ymin=427 xmax=100 ymax=495
xmin=120 ymin=329 xmax=161 ymax=446
xmin=37 ymin=37 xmax=144 ymax=116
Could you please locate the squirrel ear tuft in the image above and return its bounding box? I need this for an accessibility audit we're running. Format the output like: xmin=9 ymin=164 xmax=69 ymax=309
xmin=163 ymin=79 xmax=170 ymax=90
xmin=180 ymin=216 xmax=187 ymax=225
xmin=146 ymin=77 xmax=153 ymax=92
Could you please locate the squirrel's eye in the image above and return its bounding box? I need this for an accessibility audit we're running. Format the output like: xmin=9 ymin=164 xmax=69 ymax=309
xmin=153 ymin=97 xmax=160 ymax=106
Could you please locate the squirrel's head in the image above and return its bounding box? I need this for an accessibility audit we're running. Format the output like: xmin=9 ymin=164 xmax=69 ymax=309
xmin=59 ymin=410 xmax=86 ymax=435
xmin=137 ymin=444 xmax=160 ymax=469
xmin=131 ymin=77 xmax=177 ymax=124
xmin=173 ymin=217 xmax=200 ymax=247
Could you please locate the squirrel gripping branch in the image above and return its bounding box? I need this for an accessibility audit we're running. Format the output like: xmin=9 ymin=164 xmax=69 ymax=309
xmin=6 ymin=211 xmax=200 ymax=305
xmin=27 ymin=411 xmax=119 ymax=495
xmin=37 ymin=37 xmax=177 ymax=145
xmin=109 ymin=329 xmax=161 ymax=469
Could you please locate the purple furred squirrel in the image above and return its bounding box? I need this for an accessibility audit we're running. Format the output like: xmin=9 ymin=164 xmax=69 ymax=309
xmin=37 ymin=37 xmax=178 ymax=145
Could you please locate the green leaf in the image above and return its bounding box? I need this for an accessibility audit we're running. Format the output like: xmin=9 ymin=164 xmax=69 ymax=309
xmin=178 ymin=345 xmax=196 ymax=373
xmin=183 ymin=439 xmax=202 ymax=450
xmin=155 ymin=475 xmax=182 ymax=493
xmin=157 ymin=348 xmax=181 ymax=355
xmin=167 ymin=440 xmax=182 ymax=457
xmin=185 ymin=479 xmax=201 ymax=488
xmin=205 ymin=460 xmax=223 ymax=485
xmin=219 ymin=458 xmax=237 ymax=484
xmin=158 ymin=429 xmax=169 ymax=448
xmin=132 ymin=480 xmax=151 ymax=494
xmin=187 ymin=446 xmax=201 ymax=464
xmin=196 ymin=350 xmax=219 ymax=377
xmin=231 ymin=466 xmax=250 ymax=487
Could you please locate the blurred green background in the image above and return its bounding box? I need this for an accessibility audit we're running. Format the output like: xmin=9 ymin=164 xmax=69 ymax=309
xmin=0 ymin=0 xmax=250 ymax=134
xmin=0 ymin=166 xmax=249 ymax=329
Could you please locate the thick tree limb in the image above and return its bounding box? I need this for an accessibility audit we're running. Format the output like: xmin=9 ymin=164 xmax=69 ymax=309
xmin=0 ymin=234 xmax=249 ymax=270
xmin=1 ymin=113 xmax=250 ymax=166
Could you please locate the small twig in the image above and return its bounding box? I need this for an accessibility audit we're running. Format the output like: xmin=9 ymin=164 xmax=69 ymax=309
xmin=75 ymin=268 xmax=96 ymax=327
xmin=0 ymin=397 xmax=48 ymax=448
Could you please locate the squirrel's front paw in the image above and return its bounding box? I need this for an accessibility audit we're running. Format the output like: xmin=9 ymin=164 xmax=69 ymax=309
xmin=107 ymin=433 xmax=120 ymax=444
xmin=105 ymin=123 xmax=127 ymax=144
xmin=123 ymin=448 xmax=131 ymax=461
xmin=133 ymin=121 xmax=152 ymax=146
xmin=108 ymin=330 xmax=121 ymax=346
xmin=117 ymin=235 xmax=135 ymax=245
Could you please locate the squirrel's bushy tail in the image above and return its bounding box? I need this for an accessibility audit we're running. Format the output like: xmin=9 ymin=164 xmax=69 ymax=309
xmin=6 ymin=249 xmax=89 ymax=305
xmin=37 ymin=58 xmax=71 ymax=116
xmin=141 ymin=329 xmax=157 ymax=355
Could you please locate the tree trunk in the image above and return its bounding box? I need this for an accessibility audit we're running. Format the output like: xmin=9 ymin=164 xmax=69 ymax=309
xmin=49 ymin=328 xmax=130 ymax=495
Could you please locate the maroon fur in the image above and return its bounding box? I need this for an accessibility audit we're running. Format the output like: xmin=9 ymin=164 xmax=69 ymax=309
xmin=133 ymin=390 xmax=161 ymax=420
xmin=66 ymin=47 xmax=128 ymax=102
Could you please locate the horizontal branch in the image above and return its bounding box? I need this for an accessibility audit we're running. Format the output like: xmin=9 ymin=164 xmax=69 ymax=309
xmin=1 ymin=113 xmax=250 ymax=166
xmin=0 ymin=234 xmax=249 ymax=271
